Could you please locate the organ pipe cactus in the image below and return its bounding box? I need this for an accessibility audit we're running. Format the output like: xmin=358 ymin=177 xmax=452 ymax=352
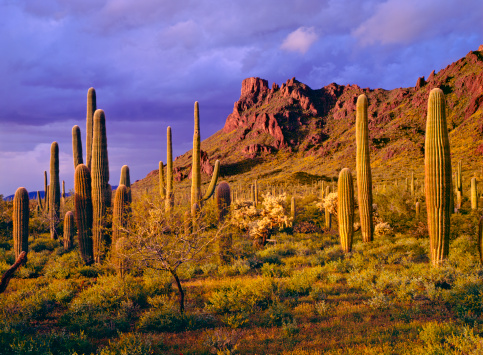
xmin=119 ymin=165 xmax=131 ymax=203
xmin=166 ymin=126 xmax=174 ymax=212
xmin=74 ymin=164 xmax=94 ymax=265
xmin=13 ymin=187 xmax=29 ymax=260
xmin=112 ymin=184 xmax=130 ymax=255
xmin=72 ymin=125 xmax=83 ymax=168
xmin=338 ymin=168 xmax=354 ymax=253
xmin=216 ymin=182 xmax=232 ymax=264
xmin=425 ymin=88 xmax=452 ymax=266
xmin=49 ymin=142 xmax=60 ymax=240
xmin=471 ymin=177 xmax=478 ymax=210
xmin=159 ymin=161 xmax=166 ymax=199
xmin=91 ymin=109 xmax=110 ymax=263
xmin=190 ymin=102 xmax=220 ymax=208
xmin=355 ymin=94 xmax=373 ymax=242
xmin=86 ymin=88 xmax=96 ymax=171
xmin=63 ymin=211 xmax=74 ymax=250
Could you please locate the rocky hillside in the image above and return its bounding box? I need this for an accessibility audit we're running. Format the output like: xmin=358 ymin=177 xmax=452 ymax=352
xmin=135 ymin=46 xmax=483 ymax=191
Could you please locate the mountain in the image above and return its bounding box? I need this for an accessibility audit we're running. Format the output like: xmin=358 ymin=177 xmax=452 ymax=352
xmin=134 ymin=46 xmax=483 ymax=192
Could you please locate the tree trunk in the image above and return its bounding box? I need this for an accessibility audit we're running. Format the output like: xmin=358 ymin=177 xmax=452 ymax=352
xmin=171 ymin=270 xmax=185 ymax=313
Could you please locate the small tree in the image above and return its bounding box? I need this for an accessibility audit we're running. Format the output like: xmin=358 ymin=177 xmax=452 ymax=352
xmin=119 ymin=195 xmax=226 ymax=313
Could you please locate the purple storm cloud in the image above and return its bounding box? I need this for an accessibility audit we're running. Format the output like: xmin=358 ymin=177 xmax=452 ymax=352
xmin=0 ymin=0 xmax=482 ymax=196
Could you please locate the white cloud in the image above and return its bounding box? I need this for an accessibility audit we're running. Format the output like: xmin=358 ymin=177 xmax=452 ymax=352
xmin=280 ymin=27 xmax=318 ymax=54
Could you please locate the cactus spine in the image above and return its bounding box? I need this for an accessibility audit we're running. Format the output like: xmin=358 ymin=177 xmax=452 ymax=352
xmin=74 ymin=164 xmax=94 ymax=265
xmin=112 ymin=184 xmax=130 ymax=259
xmin=72 ymin=125 xmax=83 ymax=168
xmin=119 ymin=165 xmax=131 ymax=203
xmin=159 ymin=161 xmax=166 ymax=199
xmin=86 ymin=88 xmax=96 ymax=171
xmin=471 ymin=177 xmax=478 ymax=210
xmin=166 ymin=126 xmax=174 ymax=212
xmin=13 ymin=187 xmax=29 ymax=260
xmin=49 ymin=142 xmax=60 ymax=239
xmin=91 ymin=109 xmax=110 ymax=263
xmin=355 ymin=94 xmax=373 ymax=243
xmin=216 ymin=182 xmax=232 ymax=264
xmin=63 ymin=211 xmax=74 ymax=250
xmin=425 ymin=88 xmax=452 ymax=266
xmin=338 ymin=168 xmax=354 ymax=253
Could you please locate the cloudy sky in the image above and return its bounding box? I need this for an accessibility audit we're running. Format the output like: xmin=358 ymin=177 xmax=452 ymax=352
xmin=1 ymin=0 xmax=482 ymax=196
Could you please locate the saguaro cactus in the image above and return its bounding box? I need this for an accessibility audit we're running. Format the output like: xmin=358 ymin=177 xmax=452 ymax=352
xmin=49 ymin=142 xmax=60 ymax=239
xmin=74 ymin=164 xmax=94 ymax=265
xmin=36 ymin=191 xmax=43 ymax=211
xmin=119 ymin=165 xmax=131 ymax=203
xmin=190 ymin=102 xmax=220 ymax=208
xmin=86 ymin=87 xmax=96 ymax=171
xmin=355 ymin=94 xmax=373 ymax=243
xmin=72 ymin=125 xmax=83 ymax=168
xmin=338 ymin=168 xmax=354 ymax=253
xmin=415 ymin=201 xmax=421 ymax=217
xmin=44 ymin=171 xmax=48 ymax=212
xmin=471 ymin=177 xmax=478 ymax=210
xmin=13 ymin=187 xmax=29 ymax=260
xmin=456 ymin=161 xmax=463 ymax=209
xmin=191 ymin=102 xmax=202 ymax=207
xmin=61 ymin=180 xmax=66 ymax=208
xmin=479 ymin=216 xmax=483 ymax=264
xmin=63 ymin=211 xmax=75 ymax=250
xmin=216 ymin=182 xmax=232 ymax=264
xmin=425 ymin=88 xmax=452 ymax=266
xmin=159 ymin=161 xmax=166 ymax=199
xmin=91 ymin=109 xmax=110 ymax=263
xmin=291 ymin=196 xmax=296 ymax=222
xmin=112 ymin=184 xmax=130 ymax=254
xmin=410 ymin=172 xmax=415 ymax=197
xmin=166 ymin=126 xmax=174 ymax=212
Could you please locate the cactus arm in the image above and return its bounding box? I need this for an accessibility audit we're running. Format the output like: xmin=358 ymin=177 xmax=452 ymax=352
xmin=202 ymin=160 xmax=220 ymax=201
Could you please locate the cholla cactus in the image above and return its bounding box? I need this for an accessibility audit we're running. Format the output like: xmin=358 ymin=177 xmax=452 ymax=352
xmin=374 ymin=222 xmax=394 ymax=238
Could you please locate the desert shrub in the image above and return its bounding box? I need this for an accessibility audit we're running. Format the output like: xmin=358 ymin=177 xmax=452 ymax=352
xmin=206 ymin=278 xmax=276 ymax=317
xmin=281 ymin=266 xmax=324 ymax=297
xmin=30 ymin=237 xmax=60 ymax=252
xmin=374 ymin=222 xmax=394 ymax=238
xmin=218 ymin=258 xmax=252 ymax=277
xmin=44 ymin=250 xmax=84 ymax=279
xmin=445 ymin=274 xmax=483 ymax=324
xmin=418 ymin=322 xmax=483 ymax=354
xmin=0 ymin=330 xmax=95 ymax=355
xmin=293 ymin=221 xmax=321 ymax=234
xmin=61 ymin=275 xmax=147 ymax=337
xmin=262 ymin=300 xmax=293 ymax=326
xmin=261 ymin=263 xmax=291 ymax=278
xmin=137 ymin=295 xmax=186 ymax=332
xmin=204 ymin=327 xmax=244 ymax=355
xmin=98 ymin=332 xmax=154 ymax=355
xmin=17 ymin=250 xmax=50 ymax=278
xmin=142 ymin=268 xmax=172 ymax=296
xmin=257 ymin=243 xmax=295 ymax=264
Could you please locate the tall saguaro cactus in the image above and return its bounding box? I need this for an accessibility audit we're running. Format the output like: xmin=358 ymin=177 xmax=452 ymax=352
xmin=159 ymin=161 xmax=166 ymax=199
xmin=72 ymin=125 xmax=83 ymax=168
xmin=338 ymin=168 xmax=354 ymax=253
xmin=216 ymin=182 xmax=232 ymax=264
xmin=112 ymin=184 xmax=130 ymax=257
xmin=74 ymin=164 xmax=94 ymax=265
xmin=49 ymin=142 xmax=60 ymax=239
xmin=44 ymin=171 xmax=48 ymax=211
xmin=456 ymin=161 xmax=463 ymax=209
xmin=119 ymin=165 xmax=131 ymax=203
xmin=91 ymin=109 xmax=110 ymax=263
xmin=425 ymin=88 xmax=452 ymax=266
xmin=190 ymin=102 xmax=220 ymax=209
xmin=86 ymin=87 xmax=97 ymax=171
xmin=166 ymin=126 xmax=174 ymax=212
xmin=63 ymin=211 xmax=75 ymax=251
xmin=13 ymin=187 xmax=29 ymax=260
xmin=355 ymin=94 xmax=373 ymax=243
xmin=471 ymin=177 xmax=478 ymax=210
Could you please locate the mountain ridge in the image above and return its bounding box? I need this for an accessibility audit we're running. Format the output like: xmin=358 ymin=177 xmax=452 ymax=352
xmin=134 ymin=47 xmax=483 ymax=192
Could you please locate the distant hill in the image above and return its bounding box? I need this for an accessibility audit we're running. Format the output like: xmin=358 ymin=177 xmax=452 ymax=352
xmin=134 ymin=46 xmax=483 ymax=192
xmin=3 ymin=185 xmax=119 ymax=201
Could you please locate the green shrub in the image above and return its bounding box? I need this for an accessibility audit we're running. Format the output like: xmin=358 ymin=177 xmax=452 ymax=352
xmin=98 ymin=332 xmax=154 ymax=355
